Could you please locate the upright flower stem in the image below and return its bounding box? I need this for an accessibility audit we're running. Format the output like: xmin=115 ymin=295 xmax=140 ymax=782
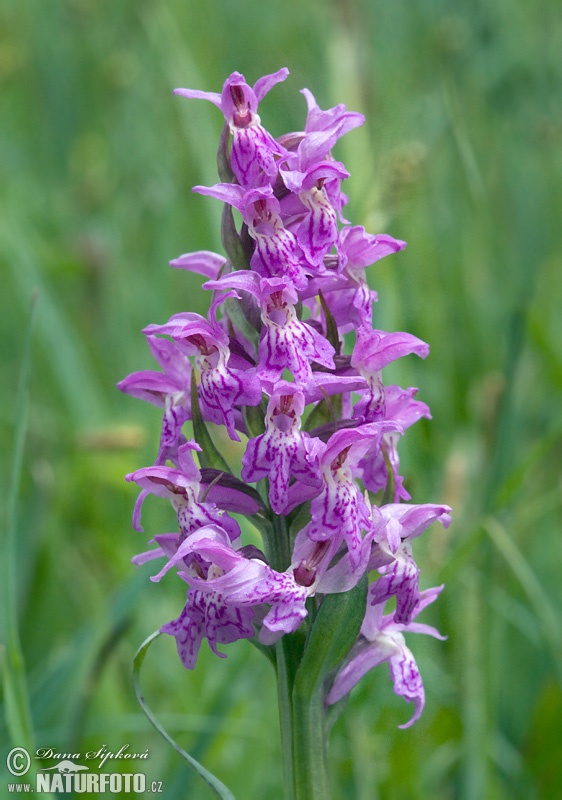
xmin=276 ymin=611 xmax=329 ymax=800
xmin=291 ymin=686 xmax=330 ymax=800
xmin=267 ymin=511 xmax=297 ymax=799
xmin=276 ymin=637 xmax=296 ymax=800
xmin=267 ymin=510 xmax=330 ymax=799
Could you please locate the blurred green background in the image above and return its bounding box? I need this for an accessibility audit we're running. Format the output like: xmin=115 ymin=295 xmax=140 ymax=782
xmin=1 ymin=0 xmax=561 ymax=797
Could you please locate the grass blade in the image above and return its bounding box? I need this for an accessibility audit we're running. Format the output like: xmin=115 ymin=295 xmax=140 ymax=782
xmin=132 ymin=630 xmax=236 ymax=800
xmin=2 ymin=292 xmax=37 ymax=753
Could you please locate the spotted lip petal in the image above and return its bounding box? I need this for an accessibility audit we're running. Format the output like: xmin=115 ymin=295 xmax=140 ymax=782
xmin=303 ymin=424 xmax=400 ymax=569
xmin=197 ymin=185 xmax=309 ymax=288
xmin=156 ymin=525 xmax=309 ymax=665
xmin=241 ymin=383 xmax=321 ymax=514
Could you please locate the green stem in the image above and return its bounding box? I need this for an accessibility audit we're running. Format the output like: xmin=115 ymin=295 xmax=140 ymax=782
xmin=267 ymin=511 xmax=295 ymax=799
xmin=267 ymin=505 xmax=292 ymax=573
xmin=291 ymin=687 xmax=330 ymax=800
xmin=268 ymin=511 xmax=332 ymax=798
xmin=276 ymin=637 xmax=295 ymax=800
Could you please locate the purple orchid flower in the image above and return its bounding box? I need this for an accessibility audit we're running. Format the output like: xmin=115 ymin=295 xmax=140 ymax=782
xmin=123 ymin=67 xmax=451 ymax=742
xmin=143 ymin=294 xmax=261 ymax=440
xmin=281 ymin=161 xmax=350 ymax=267
xmin=126 ymin=440 xmax=246 ymax=539
xmin=327 ymin=586 xmax=446 ymax=728
xmin=358 ymin=385 xmax=432 ymax=500
xmin=291 ymin=500 xmax=383 ymax=595
xmin=169 ymin=249 xmax=226 ymax=280
xmin=241 ymin=382 xmax=322 ymax=514
xmin=300 ymin=227 xmax=405 ymax=343
xmin=277 ymin=89 xmax=364 ymax=171
xmin=352 ymin=325 xmax=429 ymax=424
xmin=368 ymin=503 xmax=452 ymax=623
xmin=147 ymin=525 xmax=309 ymax=665
xmin=117 ymin=335 xmax=191 ymax=464
xmin=299 ymin=88 xmax=365 ymax=161
xmin=303 ymin=423 xmax=401 ymax=568
xmin=194 ymin=183 xmax=309 ymax=289
xmin=175 ymin=69 xmax=289 ymax=188
xmin=309 ymin=227 xmax=406 ymax=332
xmin=162 ymin=588 xmax=256 ymax=669
xmin=352 ymin=325 xmax=430 ymax=380
xmin=204 ymin=270 xmax=335 ymax=383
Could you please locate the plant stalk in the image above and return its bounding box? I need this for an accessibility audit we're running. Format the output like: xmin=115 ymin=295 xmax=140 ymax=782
xmin=266 ymin=510 xmax=330 ymax=799
xmin=291 ymin=686 xmax=330 ymax=800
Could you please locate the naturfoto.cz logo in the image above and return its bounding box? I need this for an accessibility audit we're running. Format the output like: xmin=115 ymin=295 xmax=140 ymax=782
xmin=6 ymin=746 xmax=162 ymax=795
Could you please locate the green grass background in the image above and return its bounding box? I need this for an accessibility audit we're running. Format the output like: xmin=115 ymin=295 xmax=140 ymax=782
xmin=1 ymin=1 xmax=561 ymax=797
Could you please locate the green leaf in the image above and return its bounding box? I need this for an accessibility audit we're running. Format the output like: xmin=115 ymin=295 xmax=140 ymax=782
xmin=190 ymin=370 xmax=231 ymax=472
xmin=242 ymin=399 xmax=267 ymax=439
xmin=216 ymin=122 xmax=234 ymax=183
xmin=132 ymin=630 xmax=236 ymax=800
xmin=289 ymin=582 xmax=367 ymax=800
xmin=303 ymin=389 xmax=342 ymax=433
xmin=221 ymin=204 xmax=250 ymax=271
xmin=318 ymin=290 xmax=341 ymax=355
xmin=293 ymin=576 xmax=368 ymax=700
xmin=223 ymin=295 xmax=260 ymax=350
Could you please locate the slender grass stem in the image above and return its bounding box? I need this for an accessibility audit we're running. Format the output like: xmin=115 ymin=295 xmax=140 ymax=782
xmin=2 ymin=293 xmax=37 ymax=754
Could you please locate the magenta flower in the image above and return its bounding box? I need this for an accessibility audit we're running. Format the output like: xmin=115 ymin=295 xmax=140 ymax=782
xmin=117 ymin=335 xmax=192 ymax=464
xmin=150 ymin=525 xmax=309 ymax=665
xmin=241 ymin=382 xmax=321 ymax=514
xmin=357 ymin=385 xmax=432 ymax=501
xmin=304 ymin=424 xmax=401 ymax=568
xmin=204 ymin=270 xmax=335 ymax=383
xmin=352 ymin=326 xmax=429 ymax=419
xmin=369 ymin=504 xmax=452 ymax=623
xmin=327 ymin=586 xmax=446 ymax=727
xmin=194 ymin=183 xmax=309 ymax=289
xmin=169 ymin=249 xmax=226 ymax=279
xmin=299 ymin=88 xmax=365 ymax=159
xmin=126 ymin=441 xmax=244 ymax=539
xmin=143 ymin=297 xmax=261 ymax=440
xmin=175 ymin=69 xmax=289 ymax=188
xmin=161 ymin=588 xmax=256 ymax=669
xmin=281 ymin=161 xmax=350 ymax=267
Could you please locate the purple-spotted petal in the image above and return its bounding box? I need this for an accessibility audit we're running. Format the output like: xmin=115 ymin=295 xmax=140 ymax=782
xmin=241 ymin=383 xmax=320 ymax=514
xmin=369 ymin=545 xmax=421 ymax=625
xmin=161 ymin=588 xmax=255 ymax=669
xmin=327 ymin=586 xmax=445 ymax=726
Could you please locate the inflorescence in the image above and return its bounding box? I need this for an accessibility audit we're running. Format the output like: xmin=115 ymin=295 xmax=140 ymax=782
xmin=119 ymin=68 xmax=451 ymax=728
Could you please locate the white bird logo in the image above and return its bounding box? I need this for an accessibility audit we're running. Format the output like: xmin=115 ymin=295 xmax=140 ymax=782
xmin=39 ymin=759 xmax=89 ymax=774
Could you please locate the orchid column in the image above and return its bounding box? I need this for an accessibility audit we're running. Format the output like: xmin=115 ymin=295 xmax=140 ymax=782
xmin=120 ymin=68 xmax=451 ymax=800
